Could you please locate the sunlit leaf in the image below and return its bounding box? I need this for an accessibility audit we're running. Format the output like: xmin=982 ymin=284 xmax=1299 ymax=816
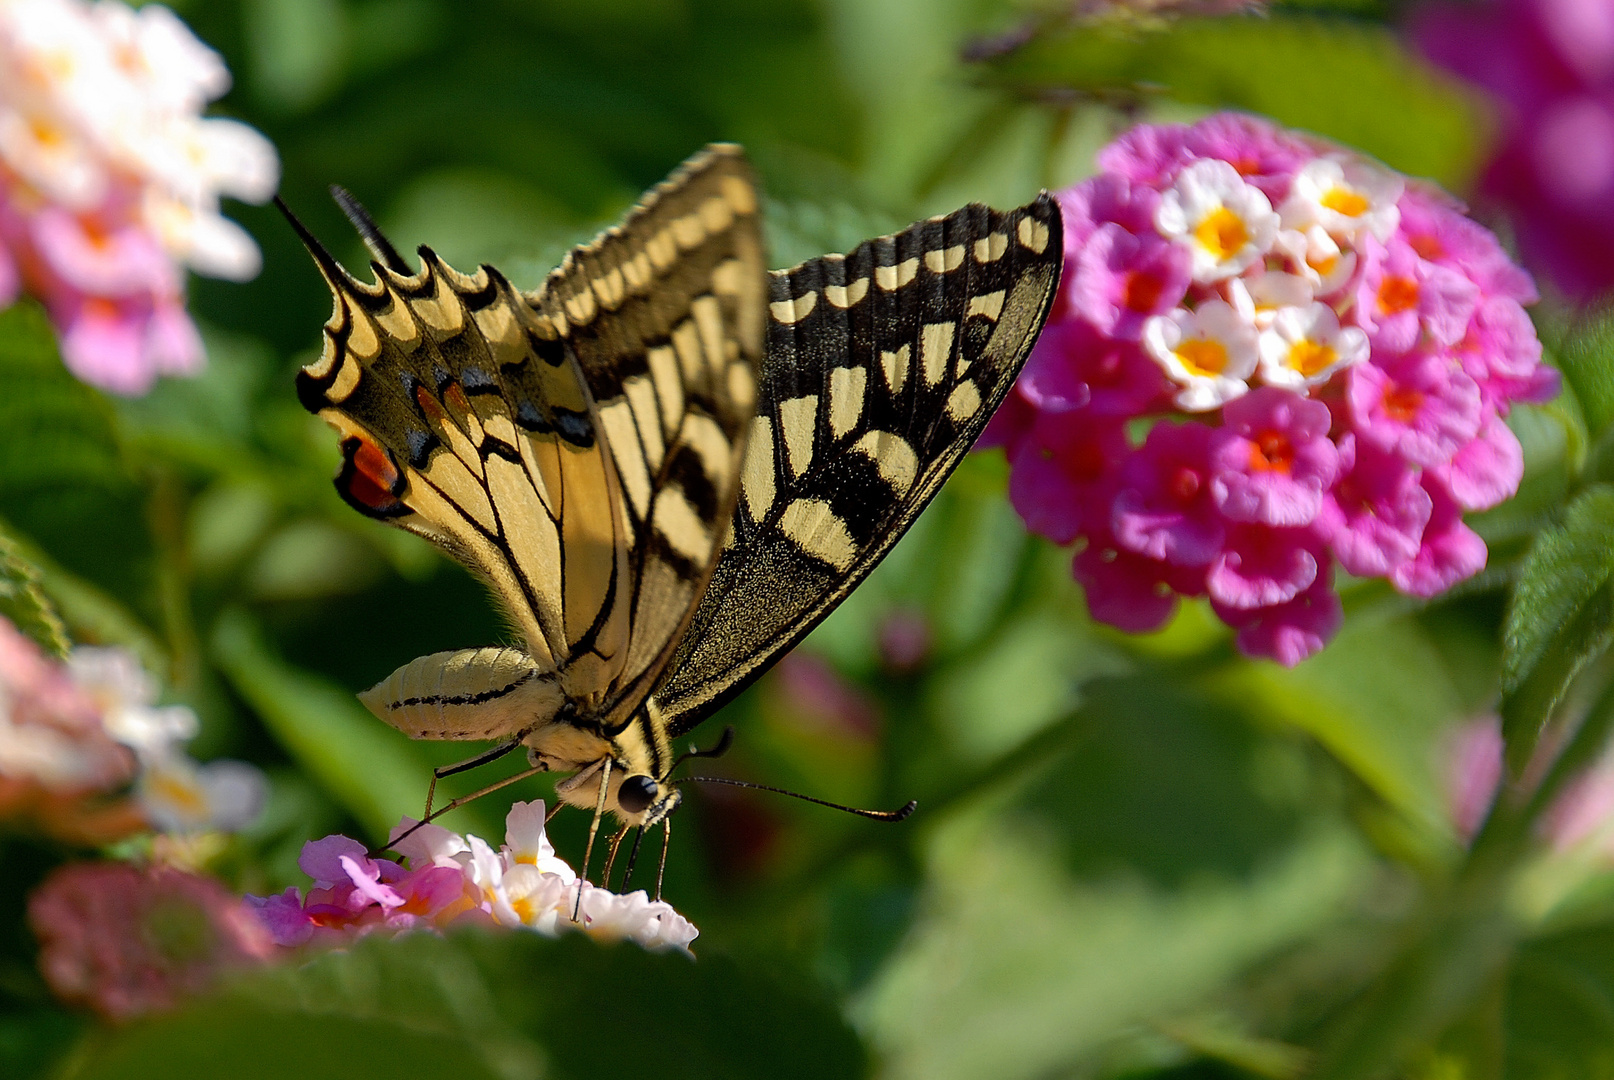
xmin=1501 ymin=485 xmax=1614 ymax=771
xmin=980 ymin=14 xmax=1483 ymax=184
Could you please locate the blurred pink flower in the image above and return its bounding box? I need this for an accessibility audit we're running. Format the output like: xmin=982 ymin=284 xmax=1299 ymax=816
xmin=1213 ymin=574 xmax=1343 ymax=668
xmin=1446 ymin=716 xmax=1504 ymax=841
xmin=1412 ymin=0 xmax=1614 ymax=298
xmin=1390 ymin=474 xmax=1491 ymax=598
xmin=1325 ymin=436 xmax=1434 ymax=578
xmin=29 ymin=861 xmax=273 ymax=1021
xmin=1070 ymin=223 xmax=1192 ymax=340
xmin=0 ymin=616 xmax=264 ymax=842
xmin=0 ymin=0 xmax=277 ymax=394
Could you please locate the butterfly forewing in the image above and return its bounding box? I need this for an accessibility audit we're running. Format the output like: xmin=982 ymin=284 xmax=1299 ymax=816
xmin=649 ymin=194 xmax=1063 ymax=735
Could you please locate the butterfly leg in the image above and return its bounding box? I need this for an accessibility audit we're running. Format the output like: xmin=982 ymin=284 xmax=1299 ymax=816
xmin=655 ymin=816 xmax=672 ymax=902
xmin=573 ymin=757 xmax=614 ymax=922
xmin=600 ymin=824 xmax=631 ymax=889
xmin=378 ymin=760 xmax=546 ymax=856
xmin=422 ymin=736 xmax=525 ymax=820
xmin=620 ymin=826 xmax=646 ymax=892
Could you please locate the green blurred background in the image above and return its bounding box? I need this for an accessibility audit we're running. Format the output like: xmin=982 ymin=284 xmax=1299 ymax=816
xmin=6 ymin=0 xmax=1613 ymax=1078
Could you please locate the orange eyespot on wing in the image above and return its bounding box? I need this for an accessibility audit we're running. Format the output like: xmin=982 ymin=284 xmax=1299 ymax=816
xmin=338 ymin=434 xmax=408 ymax=517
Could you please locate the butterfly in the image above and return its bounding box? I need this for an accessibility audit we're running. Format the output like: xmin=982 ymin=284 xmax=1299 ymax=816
xmin=284 ymin=144 xmax=1061 ymax=876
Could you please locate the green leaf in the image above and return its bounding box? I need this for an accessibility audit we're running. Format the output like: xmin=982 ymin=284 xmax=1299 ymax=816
xmin=983 ymin=14 xmax=1482 ymax=184
xmin=1500 ymin=485 xmax=1614 ymax=771
xmin=1556 ymin=308 xmax=1614 ymax=441
xmin=0 ymin=518 xmax=166 ymax=674
xmin=0 ymin=530 xmax=69 ymax=658
xmin=1505 ymin=923 xmax=1614 ymax=1080
xmin=209 ymin=607 xmax=452 ymax=841
xmin=66 ymin=930 xmax=867 ymax=1080
xmin=0 ymin=301 xmax=126 ymax=496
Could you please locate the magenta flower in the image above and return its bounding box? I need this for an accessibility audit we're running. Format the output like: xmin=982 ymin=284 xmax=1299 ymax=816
xmin=1396 ymin=186 xmax=1539 ymax=304
xmin=1208 ymin=522 xmax=1323 ymax=609
xmin=246 ymin=802 xmax=700 ymax=954
xmin=1025 ymin=319 xmax=1171 ymax=417
xmin=29 ymin=862 xmax=273 ymax=1021
xmin=1007 ymin=414 xmax=1128 ymax=544
xmin=1181 ymin=112 xmax=1316 ymax=202
xmin=1070 ymin=223 xmax=1192 ymax=340
xmin=1113 ymin=420 xmax=1226 ymax=565
xmin=989 ymin=115 xmax=1553 ymax=662
xmin=1058 ymin=172 xmax=1162 ymax=247
xmin=1074 ymin=537 xmax=1196 ymax=633
xmin=1413 ymin=0 xmax=1614 ymax=297
xmin=1389 ymin=475 xmax=1490 ymax=598
xmin=1096 ymin=123 xmax=1193 ymax=188
xmin=1354 ymin=235 xmax=1479 ymax=354
xmin=1209 ymin=387 xmax=1339 ymax=527
xmin=1436 ymin=417 xmax=1525 ymax=511
xmin=1212 ymin=574 xmax=1343 ymax=667
xmin=1325 ymin=435 xmax=1434 ymax=577
xmin=1348 ymin=353 xmax=1483 ymax=467
xmin=1453 ymin=296 xmax=1557 ymax=413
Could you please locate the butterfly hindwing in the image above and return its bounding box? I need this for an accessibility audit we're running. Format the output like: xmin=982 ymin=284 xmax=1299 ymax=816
xmin=649 ymin=194 xmax=1063 ymax=736
xmin=293 ymin=145 xmax=765 ymax=742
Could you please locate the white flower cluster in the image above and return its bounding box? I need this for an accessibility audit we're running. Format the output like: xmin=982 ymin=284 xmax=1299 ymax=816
xmin=67 ymin=647 xmax=266 ymax=833
xmin=391 ymin=801 xmax=700 ymax=953
xmin=0 ymin=0 xmax=277 ymax=279
xmin=1145 ymin=156 xmax=1396 ymax=410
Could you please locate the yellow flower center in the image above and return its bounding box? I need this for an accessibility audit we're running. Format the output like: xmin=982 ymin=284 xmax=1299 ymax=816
xmin=148 ymin=772 xmax=207 ymax=817
xmin=1320 ymin=187 xmax=1369 ymax=217
xmin=1193 ymin=207 xmax=1249 ymax=260
xmin=1176 ymin=339 xmax=1229 ymax=378
xmin=1287 ymin=339 xmax=1338 ymax=377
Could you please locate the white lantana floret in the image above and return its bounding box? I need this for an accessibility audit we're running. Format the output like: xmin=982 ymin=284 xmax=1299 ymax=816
xmin=1279 ymin=156 xmax=1403 ymax=245
xmin=1142 ymin=301 xmax=1259 ymax=411
xmin=1155 ymin=159 xmax=1280 ymax=283
xmin=1272 ymin=225 xmax=1358 ymax=295
xmin=1226 ymin=271 xmax=1313 ymax=331
xmin=1257 ymin=302 xmax=1370 ymax=390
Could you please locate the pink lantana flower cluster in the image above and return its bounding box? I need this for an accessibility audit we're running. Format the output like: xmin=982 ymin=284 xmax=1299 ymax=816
xmin=0 ymin=615 xmax=265 ymax=843
xmin=246 ymin=800 xmax=700 ymax=954
xmin=984 ymin=114 xmax=1558 ymax=665
xmin=28 ymin=860 xmax=273 ymax=1022
xmin=0 ymin=0 xmax=277 ymax=394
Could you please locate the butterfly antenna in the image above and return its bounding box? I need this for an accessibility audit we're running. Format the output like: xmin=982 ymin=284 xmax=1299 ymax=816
xmin=670 ymin=725 xmax=735 ymax=773
xmin=679 ymin=775 xmax=916 ymax=822
xmin=329 ymin=184 xmax=412 ymax=275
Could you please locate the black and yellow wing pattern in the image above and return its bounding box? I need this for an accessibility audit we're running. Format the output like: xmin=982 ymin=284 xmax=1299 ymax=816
xmin=290 ymin=146 xmax=765 ymax=758
xmin=288 ymin=143 xmax=1060 ymax=828
xmin=649 ymin=195 xmax=1063 ymax=737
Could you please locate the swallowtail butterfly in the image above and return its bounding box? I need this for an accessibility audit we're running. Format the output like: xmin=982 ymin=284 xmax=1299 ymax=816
xmin=286 ymin=145 xmax=1061 ymax=853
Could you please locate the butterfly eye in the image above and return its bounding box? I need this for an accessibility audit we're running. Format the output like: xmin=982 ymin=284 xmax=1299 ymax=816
xmin=617 ymin=774 xmax=659 ymax=814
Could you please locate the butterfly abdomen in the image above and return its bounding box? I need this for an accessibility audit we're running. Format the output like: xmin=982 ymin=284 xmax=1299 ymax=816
xmin=359 ymin=646 xmax=564 ymax=741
